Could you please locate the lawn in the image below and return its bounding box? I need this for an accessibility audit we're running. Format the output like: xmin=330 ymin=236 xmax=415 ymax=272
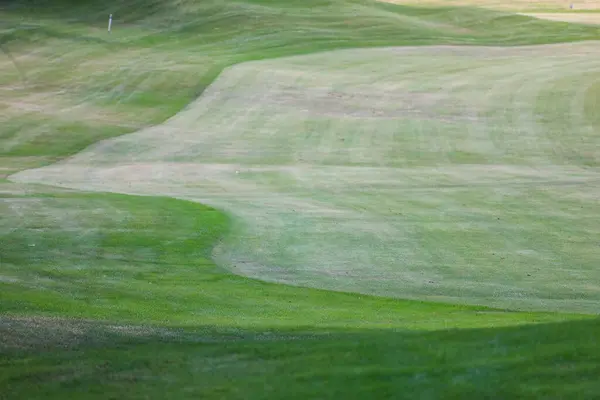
xmin=13 ymin=43 xmax=600 ymax=312
xmin=2 ymin=0 xmax=600 ymax=398
xmin=2 ymin=191 xmax=599 ymax=398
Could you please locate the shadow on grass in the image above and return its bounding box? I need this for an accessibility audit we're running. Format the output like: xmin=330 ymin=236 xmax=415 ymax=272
xmin=0 ymin=0 xmax=167 ymax=24
xmin=1 ymin=317 xmax=599 ymax=398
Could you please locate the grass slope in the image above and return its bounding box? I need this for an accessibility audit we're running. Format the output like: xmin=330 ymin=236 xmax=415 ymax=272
xmin=1 ymin=191 xmax=598 ymax=398
xmin=14 ymin=43 xmax=600 ymax=312
xmin=5 ymin=192 xmax=561 ymax=330
xmin=2 ymin=0 xmax=600 ymax=173
xmin=4 ymin=321 xmax=600 ymax=399
xmin=2 ymin=0 xmax=600 ymax=397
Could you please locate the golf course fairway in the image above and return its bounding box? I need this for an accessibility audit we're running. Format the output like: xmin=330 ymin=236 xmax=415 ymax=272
xmin=2 ymin=0 xmax=600 ymax=398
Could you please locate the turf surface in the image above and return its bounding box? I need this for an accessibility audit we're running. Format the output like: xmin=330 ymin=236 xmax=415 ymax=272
xmin=1 ymin=191 xmax=599 ymax=398
xmin=2 ymin=0 xmax=600 ymax=398
xmin=14 ymin=43 xmax=600 ymax=312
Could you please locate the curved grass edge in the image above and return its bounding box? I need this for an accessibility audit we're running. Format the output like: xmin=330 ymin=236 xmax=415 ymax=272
xmin=3 ymin=190 xmax=587 ymax=327
xmin=2 ymin=190 xmax=599 ymax=398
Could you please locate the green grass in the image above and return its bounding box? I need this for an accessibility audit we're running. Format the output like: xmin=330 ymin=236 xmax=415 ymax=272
xmin=2 ymin=0 xmax=600 ymax=398
xmin=1 ymin=0 xmax=599 ymax=174
xmin=0 ymin=191 xmax=573 ymax=328
xmin=3 ymin=320 xmax=600 ymax=399
xmin=14 ymin=44 xmax=600 ymax=312
xmin=1 ymin=190 xmax=598 ymax=398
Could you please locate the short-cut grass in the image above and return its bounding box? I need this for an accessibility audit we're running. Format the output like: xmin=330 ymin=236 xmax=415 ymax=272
xmin=2 ymin=0 xmax=599 ymax=174
xmin=2 ymin=190 xmax=599 ymax=398
xmin=2 ymin=0 xmax=600 ymax=398
xmin=14 ymin=43 xmax=600 ymax=312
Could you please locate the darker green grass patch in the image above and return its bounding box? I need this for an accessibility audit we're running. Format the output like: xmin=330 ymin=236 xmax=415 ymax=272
xmin=2 ymin=318 xmax=600 ymax=399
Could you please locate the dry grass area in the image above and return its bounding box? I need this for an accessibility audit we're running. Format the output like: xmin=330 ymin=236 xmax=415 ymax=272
xmin=0 ymin=41 xmax=214 ymax=176
xmin=0 ymin=45 xmax=145 ymax=126
xmin=380 ymin=0 xmax=600 ymax=11
xmin=12 ymin=42 xmax=600 ymax=312
xmin=525 ymin=12 xmax=600 ymax=23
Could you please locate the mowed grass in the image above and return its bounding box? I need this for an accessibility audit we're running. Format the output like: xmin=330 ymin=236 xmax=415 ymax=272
xmin=3 ymin=0 xmax=600 ymax=397
xmin=0 ymin=192 xmax=574 ymax=329
xmin=16 ymin=43 xmax=600 ymax=312
xmin=1 ymin=0 xmax=599 ymax=174
xmin=1 ymin=191 xmax=599 ymax=398
xmin=4 ymin=320 xmax=600 ymax=399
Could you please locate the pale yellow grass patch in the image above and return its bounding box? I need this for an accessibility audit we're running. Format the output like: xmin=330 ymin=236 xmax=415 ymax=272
xmin=1 ymin=44 xmax=218 ymax=176
xmin=380 ymin=0 xmax=600 ymax=11
xmin=0 ymin=45 xmax=213 ymax=139
xmin=0 ymin=47 xmax=147 ymax=128
xmin=524 ymin=12 xmax=600 ymax=23
xmin=2 ymin=93 xmax=144 ymax=128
